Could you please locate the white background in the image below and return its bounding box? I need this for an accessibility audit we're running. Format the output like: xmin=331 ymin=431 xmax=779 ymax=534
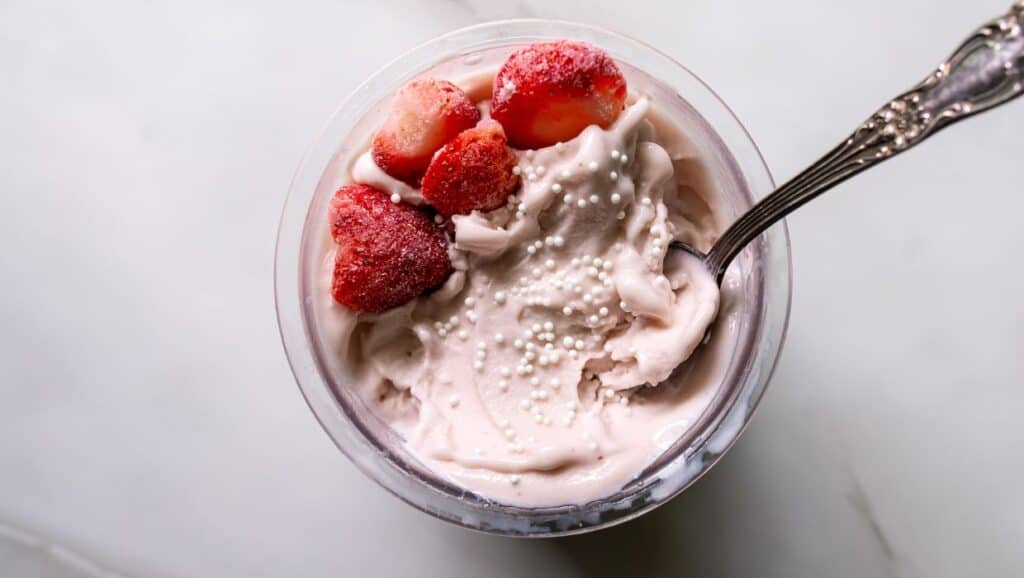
xmin=2 ymin=0 xmax=1022 ymax=576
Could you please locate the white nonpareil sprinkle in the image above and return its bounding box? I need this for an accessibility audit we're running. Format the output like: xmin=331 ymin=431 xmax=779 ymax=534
xmin=589 ymin=194 xmax=599 ymax=205
xmin=599 ymin=306 xmax=609 ymax=317
xmin=587 ymin=160 xmax=600 ymax=173
xmin=509 ymin=475 xmax=521 ymax=485
xmin=576 ymin=199 xmax=587 ymax=208
xmin=457 ymin=330 xmax=468 ymax=341
xmin=494 ymin=291 xmax=507 ymax=304
xmin=551 ymin=183 xmax=563 ymax=193
xmin=494 ymin=333 xmax=505 ymax=344
xmin=610 ymin=149 xmax=621 ymax=160
xmin=619 ymin=154 xmax=629 ymax=164
xmin=560 ymin=168 xmax=571 ymax=179
xmin=500 ymin=367 xmax=512 ymax=377
xmin=434 ymin=214 xmax=444 ymax=224
xmin=641 ymin=197 xmax=652 ymax=206
xmin=545 ymin=259 xmax=555 ymax=270
xmin=609 ymin=171 xmax=619 ymax=181
xmin=449 ymin=396 xmax=461 ymax=408
xmin=512 ymin=165 xmax=522 ymax=175
xmin=390 ymin=193 xmax=401 ymax=204
xmin=616 ymin=211 xmax=626 ymax=220
xmin=562 ymin=306 xmax=573 ymax=316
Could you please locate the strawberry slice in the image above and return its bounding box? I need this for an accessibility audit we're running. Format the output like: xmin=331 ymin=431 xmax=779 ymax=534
xmin=421 ymin=120 xmax=520 ymax=216
xmin=371 ymin=79 xmax=481 ymax=185
xmin=490 ymin=40 xmax=627 ymax=149
xmin=328 ymin=184 xmax=452 ymax=313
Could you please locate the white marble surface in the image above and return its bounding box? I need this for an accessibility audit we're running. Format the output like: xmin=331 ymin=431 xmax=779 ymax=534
xmin=2 ymin=0 xmax=1022 ymax=576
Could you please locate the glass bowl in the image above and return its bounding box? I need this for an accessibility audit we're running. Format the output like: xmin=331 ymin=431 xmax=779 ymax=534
xmin=275 ymin=19 xmax=792 ymax=536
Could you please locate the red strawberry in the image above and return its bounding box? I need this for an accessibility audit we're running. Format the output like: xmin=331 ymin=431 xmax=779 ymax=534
xmin=328 ymin=184 xmax=452 ymax=313
xmin=490 ymin=41 xmax=627 ymax=149
xmin=421 ymin=120 xmax=520 ymax=216
xmin=371 ymin=79 xmax=481 ymax=185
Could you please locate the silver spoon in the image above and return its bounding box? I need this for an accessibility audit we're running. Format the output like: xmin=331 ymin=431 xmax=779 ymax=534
xmin=674 ymin=2 xmax=1024 ymax=283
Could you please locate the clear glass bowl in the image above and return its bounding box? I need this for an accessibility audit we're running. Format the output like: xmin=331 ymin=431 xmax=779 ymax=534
xmin=275 ymin=19 xmax=792 ymax=536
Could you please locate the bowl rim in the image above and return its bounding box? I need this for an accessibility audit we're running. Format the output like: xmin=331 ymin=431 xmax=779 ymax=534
xmin=275 ymin=17 xmax=793 ymax=537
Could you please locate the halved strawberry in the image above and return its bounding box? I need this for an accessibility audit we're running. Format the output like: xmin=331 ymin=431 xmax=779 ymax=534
xmin=371 ymin=79 xmax=481 ymax=185
xmin=490 ymin=40 xmax=627 ymax=149
xmin=421 ymin=120 xmax=520 ymax=216
xmin=328 ymin=184 xmax=452 ymax=313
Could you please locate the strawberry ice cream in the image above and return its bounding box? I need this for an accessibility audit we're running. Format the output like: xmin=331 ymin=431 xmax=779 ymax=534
xmin=311 ymin=41 xmax=737 ymax=506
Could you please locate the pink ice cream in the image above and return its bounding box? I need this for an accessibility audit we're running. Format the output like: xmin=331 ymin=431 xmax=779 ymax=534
xmin=312 ymin=67 xmax=738 ymax=507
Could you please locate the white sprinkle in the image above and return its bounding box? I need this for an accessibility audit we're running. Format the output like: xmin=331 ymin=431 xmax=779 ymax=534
xmin=570 ymin=257 xmax=580 ymax=267
xmin=515 ymin=210 xmax=525 ymax=219
xmin=525 ymin=150 xmax=535 ymax=159
xmin=576 ymin=199 xmax=588 ymax=208
xmin=525 ymin=342 xmax=536 ymax=351
xmin=474 ymin=361 xmax=484 ymax=372
xmin=604 ymin=388 xmax=616 ymax=399
xmin=551 ymin=183 xmax=563 ymax=193
xmin=583 ymin=293 xmax=593 ymax=304
xmin=536 ymin=389 xmax=549 ymax=401
xmin=513 ymin=339 xmax=524 ymax=350
xmin=500 ymin=367 xmax=512 ymax=377
xmin=619 ymin=154 xmax=629 ymax=164
xmin=641 ymin=197 xmax=652 ymax=206
xmin=519 ymin=400 xmax=532 ymax=411
xmin=512 ymin=166 xmax=522 ymax=175
xmin=587 ymin=161 xmax=600 ymax=172
xmin=524 ymin=351 xmax=536 ymax=362
xmin=532 ymin=267 xmax=542 ymax=278
xmin=609 ymin=171 xmax=618 ymax=181
xmin=616 ymin=211 xmax=626 ymax=220
xmin=542 ymin=321 xmax=554 ymax=332
xmin=563 ymin=194 xmax=575 ymax=204
xmin=599 ymin=306 xmax=609 ymax=317
xmin=562 ymin=306 xmax=573 ymax=316
xmin=509 ymin=475 xmax=521 ymax=485
xmin=574 ymin=339 xmax=585 ymax=350
xmin=434 ymin=214 xmax=443 ymax=224
xmin=534 ymin=240 xmax=544 ymax=249
xmin=457 ymin=330 xmax=468 ymax=341
xmin=465 ymin=297 xmax=476 ymax=307
xmin=567 ymin=401 xmax=579 ymax=411
xmin=526 ymin=245 xmax=536 ymax=256
xmin=553 ymin=235 xmax=565 ymax=247
xmin=449 ymin=315 xmax=460 ymax=326
xmin=524 ymin=329 xmax=535 ymax=340
xmin=494 ymin=291 xmax=507 ymax=304
xmin=589 ymin=194 xmax=600 ymax=204
xmin=504 ymin=428 xmax=516 ymax=440
xmin=390 ymin=193 xmax=401 ymax=204
xmin=535 ymin=165 xmax=546 ymax=176
xmin=526 ymin=172 xmax=536 ymax=182
xmin=544 ymin=259 xmax=555 ymax=270
xmin=560 ymin=168 xmax=571 ymax=179
xmin=448 ymin=396 xmax=461 ymax=408
xmin=550 ymin=378 xmax=561 ymax=389
xmin=498 ymin=380 xmax=509 ymax=392
xmin=610 ymin=193 xmax=621 ymax=204
xmin=589 ymin=315 xmax=599 ymax=324
xmin=495 ymin=333 xmax=505 ymax=344
xmin=610 ymin=149 xmax=621 ymax=160
xmin=533 ymin=413 xmax=544 ymax=424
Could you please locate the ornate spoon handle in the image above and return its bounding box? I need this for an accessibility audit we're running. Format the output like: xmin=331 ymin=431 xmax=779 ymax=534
xmin=704 ymin=2 xmax=1024 ymax=282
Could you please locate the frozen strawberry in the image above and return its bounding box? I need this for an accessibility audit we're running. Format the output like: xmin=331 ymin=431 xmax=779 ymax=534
xmin=490 ymin=40 xmax=627 ymax=149
xmin=371 ymin=79 xmax=481 ymax=185
xmin=328 ymin=184 xmax=452 ymax=313
xmin=421 ymin=120 xmax=520 ymax=216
